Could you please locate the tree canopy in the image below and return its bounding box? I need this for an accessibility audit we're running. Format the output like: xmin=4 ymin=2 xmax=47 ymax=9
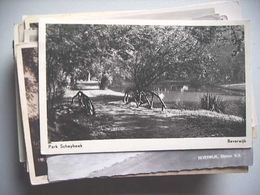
xmin=46 ymin=23 xmax=245 ymax=106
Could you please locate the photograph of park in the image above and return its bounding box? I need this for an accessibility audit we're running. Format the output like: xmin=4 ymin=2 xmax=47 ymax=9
xmin=44 ymin=22 xmax=247 ymax=142
xmin=20 ymin=45 xmax=47 ymax=178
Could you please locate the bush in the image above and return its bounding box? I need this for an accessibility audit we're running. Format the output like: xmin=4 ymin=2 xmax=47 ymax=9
xmin=200 ymin=93 xmax=225 ymax=113
xmin=189 ymin=79 xmax=202 ymax=89
xmin=238 ymin=97 xmax=246 ymax=120
xmin=99 ymin=74 xmax=112 ymax=90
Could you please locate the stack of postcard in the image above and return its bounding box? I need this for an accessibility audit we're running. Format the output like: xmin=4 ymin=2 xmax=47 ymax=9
xmin=14 ymin=0 xmax=257 ymax=185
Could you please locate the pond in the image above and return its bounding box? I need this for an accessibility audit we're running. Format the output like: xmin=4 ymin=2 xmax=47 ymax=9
xmin=111 ymin=83 xmax=245 ymax=117
xmin=156 ymin=90 xmax=243 ymax=104
xmin=111 ymin=84 xmax=244 ymax=104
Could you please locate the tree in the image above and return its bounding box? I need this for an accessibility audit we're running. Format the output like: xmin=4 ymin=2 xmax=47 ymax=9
xmin=22 ymin=47 xmax=38 ymax=118
xmin=46 ymin=23 xmax=245 ymax=109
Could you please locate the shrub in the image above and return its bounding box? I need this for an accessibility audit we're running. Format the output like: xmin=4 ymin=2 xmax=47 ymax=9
xmin=189 ymin=79 xmax=202 ymax=89
xmin=99 ymin=74 xmax=112 ymax=90
xmin=238 ymin=97 xmax=246 ymax=120
xmin=200 ymin=93 xmax=225 ymax=113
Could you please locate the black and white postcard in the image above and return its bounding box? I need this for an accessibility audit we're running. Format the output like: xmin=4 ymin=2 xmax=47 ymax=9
xmin=39 ymin=19 xmax=251 ymax=154
xmin=47 ymin=149 xmax=252 ymax=182
xmin=16 ymin=43 xmax=48 ymax=184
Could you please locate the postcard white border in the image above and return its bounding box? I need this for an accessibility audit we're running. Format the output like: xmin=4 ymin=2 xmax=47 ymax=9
xmin=16 ymin=43 xmax=48 ymax=185
xmin=39 ymin=19 xmax=252 ymax=155
xmin=14 ymin=24 xmax=27 ymax=163
xmin=23 ymin=0 xmax=242 ymax=30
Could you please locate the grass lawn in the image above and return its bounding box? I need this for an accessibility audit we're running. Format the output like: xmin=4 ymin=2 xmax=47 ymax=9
xmin=49 ymin=89 xmax=245 ymax=141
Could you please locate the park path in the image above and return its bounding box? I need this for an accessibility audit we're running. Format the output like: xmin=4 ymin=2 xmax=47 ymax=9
xmin=91 ymin=100 xmax=244 ymax=138
xmin=57 ymin=89 xmax=245 ymax=139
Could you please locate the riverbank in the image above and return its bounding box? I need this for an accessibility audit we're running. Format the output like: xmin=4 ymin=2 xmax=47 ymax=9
xmin=50 ymin=96 xmax=245 ymax=141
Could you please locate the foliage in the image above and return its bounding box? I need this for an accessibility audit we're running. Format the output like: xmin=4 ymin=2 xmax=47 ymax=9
xmin=200 ymin=93 xmax=225 ymax=113
xmin=22 ymin=48 xmax=38 ymax=81
xmin=238 ymin=97 xmax=246 ymax=120
xmin=46 ymin=24 xmax=245 ymax=108
xmin=99 ymin=73 xmax=112 ymax=90
xmin=22 ymin=48 xmax=39 ymax=117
